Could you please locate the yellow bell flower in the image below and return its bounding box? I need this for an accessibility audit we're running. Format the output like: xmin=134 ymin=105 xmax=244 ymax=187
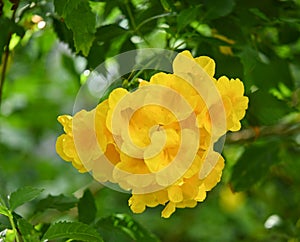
xmin=56 ymin=50 xmax=248 ymax=218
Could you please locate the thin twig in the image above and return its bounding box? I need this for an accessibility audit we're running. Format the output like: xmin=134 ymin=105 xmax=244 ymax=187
xmin=0 ymin=34 xmax=12 ymax=107
xmin=0 ymin=1 xmax=19 ymax=108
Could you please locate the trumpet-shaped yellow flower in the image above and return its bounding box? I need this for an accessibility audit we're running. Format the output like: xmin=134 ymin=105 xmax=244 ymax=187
xmin=216 ymin=76 xmax=249 ymax=131
xmin=56 ymin=50 xmax=248 ymax=218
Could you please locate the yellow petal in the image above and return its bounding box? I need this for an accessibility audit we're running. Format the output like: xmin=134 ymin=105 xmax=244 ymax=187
xmin=106 ymin=88 xmax=129 ymax=133
xmin=138 ymin=80 xmax=150 ymax=87
xmin=118 ymin=152 xmax=149 ymax=174
xmin=229 ymin=78 xmax=245 ymax=96
xmin=72 ymin=109 xmax=101 ymax=164
xmin=56 ymin=135 xmax=72 ymax=161
xmin=194 ymin=56 xmax=216 ymax=77
xmin=167 ymin=186 xmax=183 ymax=203
xmin=150 ymin=72 xmax=196 ymax=95
xmin=143 ymin=193 xmax=159 ymax=207
xmin=155 ymin=190 xmax=169 ymax=204
xmin=216 ymin=76 xmax=248 ymax=132
xmin=161 ymin=202 xmax=176 ymax=218
xmin=144 ymin=150 xmax=166 ymax=173
xmin=108 ymin=88 xmax=128 ymax=109
xmin=195 ymin=184 xmax=207 ymax=201
xmin=173 ymin=50 xmax=216 ymax=77
xmin=57 ymin=115 xmax=73 ymax=134
xmin=183 ymin=154 xmax=202 ymax=178
xmin=172 ymin=50 xmax=195 ymax=74
xmin=128 ymin=195 xmax=146 ymax=213
xmin=203 ymin=155 xmax=225 ymax=191
xmin=176 ymin=199 xmax=197 ymax=208
xmin=95 ymin=99 xmax=113 ymax=152
xmin=234 ymin=96 xmax=249 ymax=120
xmin=181 ymin=181 xmax=198 ymax=199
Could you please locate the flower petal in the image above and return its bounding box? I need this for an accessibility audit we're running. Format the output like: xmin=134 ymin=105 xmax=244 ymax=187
xmin=161 ymin=202 xmax=176 ymax=218
xmin=168 ymin=186 xmax=183 ymax=203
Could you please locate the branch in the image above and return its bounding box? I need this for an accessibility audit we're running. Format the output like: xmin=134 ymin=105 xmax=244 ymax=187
xmin=226 ymin=121 xmax=300 ymax=144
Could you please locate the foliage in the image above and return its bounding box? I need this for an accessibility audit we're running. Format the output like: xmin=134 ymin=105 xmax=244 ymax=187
xmin=1 ymin=0 xmax=300 ymax=241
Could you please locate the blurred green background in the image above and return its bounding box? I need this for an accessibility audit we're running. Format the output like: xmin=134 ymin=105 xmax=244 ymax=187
xmin=1 ymin=0 xmax=300 ymax=241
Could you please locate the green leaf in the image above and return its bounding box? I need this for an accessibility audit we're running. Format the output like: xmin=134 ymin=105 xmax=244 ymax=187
xmin=0 ymin=205 xmax=9 ymax=217
xmin=42 ymin=221 xmax=103 ymax=242
xmin=0 ymin=214 xmax=11 ymax=231
xmin=0 ymin=17 xmax=25 ymax=64
xmin=86 ymin=23 xmax=128 ymax=69
xmin=9 ymin=187 xmax=43 ymax=211
xmin=160 ymin=0 xmax=174 ymax=11
xmin=54 ymin=0 xmax=96 ymax=56
xmin=102 ymin=0 xmax=119 ymax=20
xmin=35 ymin=194 xmax=78 ymax=212
xmin=96 ymin=213 xmax=159 ymax=242
xmin=237 ymin=46 xmax=261 ymax=91
xmin=87 ymin=42 xmax=105 ymax=69
xmin=247 ymin=90 xmax=292 ymax=126
xmin=78 ymin=189 xmax=97 ymax=224
xmin=239 ymin=47 xmax=295 ymax=91
xmin=230 ymin=141 xmax=281 ymax=191
xmin=52 ymin=17 xmax=75 ymax=52
xmin=53 ymin=0 xmax=65 ymax=15
xmin=279 ymin=145 xmax=300 ymax=183
xmin=17 ymin=218 xmax=40 ymax=242
xmin=204 ymin=0 xmax=235 ymax=19
xmin=249 ymin=8 xmax=270 ymax=22
xmin=177 ymin=6 xmax=199 ymax=31
xmin=95 ymin=24 xmax=127 ymax=41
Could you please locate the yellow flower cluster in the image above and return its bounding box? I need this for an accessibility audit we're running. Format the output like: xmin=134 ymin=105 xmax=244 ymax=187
xmin=56 ymin=51 xmax=248 ymax=218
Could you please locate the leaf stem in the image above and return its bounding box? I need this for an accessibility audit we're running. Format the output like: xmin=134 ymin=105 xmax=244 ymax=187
xmin=125 ymin=1 xmax=137 ymax=31
xmin=124 ymin=2 xmax=152 ymax=47
xmin=135 ymin=13 xmax=173 ymax=32
xmin=7 ymin=210 xmax=21 ymax=242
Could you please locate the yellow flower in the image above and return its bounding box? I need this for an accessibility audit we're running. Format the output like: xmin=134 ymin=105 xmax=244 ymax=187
xmin=216 ymin=76 xmax=249 ymax=131
xmin=56 ymin=50 xmax=248 ymax=218
xmin=56 ymin=110 xmax=99 ymax=173
xmin=128 ymin=150 xmax=224 ymax=218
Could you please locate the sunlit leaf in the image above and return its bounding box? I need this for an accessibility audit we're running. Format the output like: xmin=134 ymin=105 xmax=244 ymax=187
xmin=177 ymin=7 xmax=199 ymax=31
xmin=9 ymin=187 xmax=43 ymax=211
xmin=160 ymin=0 xmax=173 ymax=12
xmin=54 ymin=0 xmax=96 ymax=56
xmin=0 ymin=17 xmax=24 ymax=64
xmin=0 ymin=205 xmax=9 ymax=217
xmin=42 ymin=221 xmax=103 ymax=242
